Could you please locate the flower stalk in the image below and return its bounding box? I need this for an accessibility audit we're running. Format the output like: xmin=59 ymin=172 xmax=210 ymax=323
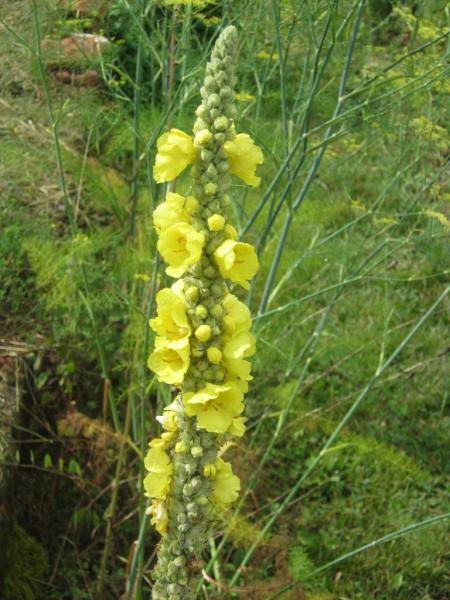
xmin=144 ymin=26 xmax=263 ymax=599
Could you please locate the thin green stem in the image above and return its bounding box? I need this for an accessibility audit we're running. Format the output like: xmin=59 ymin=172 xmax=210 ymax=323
xmin=258 ymin=0 xmax=366 ymax=315
xmin=267 ymin=513 xmax=450 ymax=599
xmin=228 ymin=284 xmax=449 ymax=586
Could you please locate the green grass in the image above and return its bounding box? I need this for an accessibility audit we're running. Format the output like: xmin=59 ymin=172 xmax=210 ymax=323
xmin=0 ymin=0 xmax=449 ymax=598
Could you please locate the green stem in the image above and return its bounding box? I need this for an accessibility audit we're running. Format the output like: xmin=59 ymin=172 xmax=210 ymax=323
xmin=267 ymin=513 xmax=450 ymax=599
xmin=228 ymin=284 xmax=449 ymax=586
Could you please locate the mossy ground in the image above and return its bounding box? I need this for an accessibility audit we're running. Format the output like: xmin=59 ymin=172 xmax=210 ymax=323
xmin=0 ymin=1 xmax=448 ymax=598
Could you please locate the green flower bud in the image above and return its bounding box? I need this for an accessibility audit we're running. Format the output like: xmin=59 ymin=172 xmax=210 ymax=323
xmin=185 ymin=286 xmax=199 ymax=301
xmin=217 ymin=160 xmax=229 ymax=174
xmin=191 ymin=446 xmax=203 ymax=457
xmin=193 ymin=118 xmax=208 ymax=132
xmin=207 ymin=164 xmax=218 ymax=178
xmin=205 ymin=75 xmax=217 ymax=90
xmin=204 ymin=182 xmax=218 ymax=196
xmin=207 ymin=94 xmax=221 ymax=108
xmin=204 ymin=266 xmax=217 ymax=279
xmin=214 ymin=116 xmax=228 ymax=131
xmin=214 ymin=368 xmax=225 ymax=383
xmin=175 ymin=441 xmax=187 ymax=453
xmin=195 ymin=129 xmax=213 ymax=145
xmin=195 ymin=304 xmax=208 ymax=319
xmin=201 ymin=148 xmax=213 ymax=162
xmin=215 ymin=132 xmax=226 ymax=144
xmin=196 ymin=104 xmax=208 ymax=118
xmin=211 ymin=304 xmax=223 ymax=319
xmin=220 ymin=85 xmax=233 ymax=99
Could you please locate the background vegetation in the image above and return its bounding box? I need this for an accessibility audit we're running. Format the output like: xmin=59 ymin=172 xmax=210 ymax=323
xmin=1 ymin=0 xmax=448 ymax=598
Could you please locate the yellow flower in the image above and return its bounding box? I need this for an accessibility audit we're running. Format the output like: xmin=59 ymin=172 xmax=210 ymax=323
xmin=236 ymin=91 xmax=256 ymax=102
xmin=148 ymin=337 xmax=190 ymax=385
xmin=149 ymin=431 xmax=176 ymax=449
xmin=150 ymin=288 xmax=191 ymax=341
xmin=223 ymin=330 xmax=255 ymax=360
xmin=155 ymin=401 xmax=179 ymax=432
xmin=158 ymin=222 xmax=205 ymax=278
xmin=223 ymin=294 xmax=252 ymax=335
xmin=153 ymin=192 xmax=198 ymax=233
xmin=183 ymin=381 xmax=244 ymax=434
xmin=256 ymin=50 xmax=279 ymax=62
xmin=212 ymin=458 xmax=240 ymax=509
xmin=223 ymin=133 xmax=263 ymax=187
xmin=144 ymin=447 xmax=174 ymax=499
xmin=224 ymin=357 xmax=252 ymax=387
xmin=153 ymin=129 xmax=197 ymax=183
xmin=228 ymin=416 xmax=246 ymax=437
xmin=214 ymin=240 xmax=259 ymax=289
xmin=147 ymin=499 xmax=168 ymax=535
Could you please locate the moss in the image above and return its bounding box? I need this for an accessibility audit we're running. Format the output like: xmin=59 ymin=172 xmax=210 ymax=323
xmin=3 ymin=522 xmax=48 ymax=600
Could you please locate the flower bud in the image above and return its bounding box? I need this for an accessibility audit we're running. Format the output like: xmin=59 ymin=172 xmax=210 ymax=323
xmin=195 ymin=304 xmax=208 ymax=319
xmin=201 ymin=148 xmax=213 ymax=162
xmin=215 ymin=132 xmax=226 ymax=144
xmin=197 ymin=359 xmax=209 ymax=372
xmin=207 ymin=214 xmax=225 ymax=231
xmin=204 ymin=182 xmax=218 ymax=196
xmin=196 ymin=104 xmax=208 ymax=118
xmin=191 ymin=477 xmax=202 ymax=489
xmin=207 ymin=94 xmax=221 ymax=108
xmin=195 ymin=129 xmax=213 ymax=145
xmin=207 ymin=347 xmax=222 ymax=364
xmin=214 ymin=116 xmax=228 ymax=131
xmin=210 ymin=304 xmax=223 ymax=319
xmin=193 ymin=118 xmax=208 ymax=132
xmin=185 ymin=286 xmax=199 ymax=301
xmin=191 ymin=446 xmax=204 ymax=457
xmin=220 ymin=85 xmax=233 ymax=99
xmin=204 ymin=75 xmax=217 ymax=91
xmin=214 ymin=368 xmax=225 ymax=383
xmin=217 ymin=160 xmax=229 ymax=174
xmin=204 ymin=266 xmax=217 ymax=279
xmin=175 ymin=441 xmax=187 ymax=453
xmin=195 ymin=324 xmax=212 ymax=342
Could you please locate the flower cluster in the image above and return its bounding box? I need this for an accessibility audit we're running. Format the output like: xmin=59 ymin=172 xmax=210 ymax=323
xmin=143 ymin=26 xmax=262 ymax=599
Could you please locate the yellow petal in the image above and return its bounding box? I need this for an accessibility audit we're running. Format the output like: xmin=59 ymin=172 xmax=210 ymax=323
xmin=223 ymin=133 xmax=263 ymax=187
xmin=183 ymin=382 xmax=244 ymax=434
xmin=224 ymin=357 xmax=252 ymax=384
xmin=153 ymin=192 xmax=198 ymax=233
xmin=214 ymin=240 xmax=259 ymax=289
xmin=223 ymin=331 xmax=256 ymax=360
xmin=212 ymin=458 xmax=240 ymax=508
xmin=158 ymin=223 xmax=205 ymax=278
xmin=149 ymin=287 xmax=191 ymax=340
xmin=153 ymin=129 xmax=197 ymax=183
xmin=223 ymin=294 xmax=252 ymax=334
xmin=148 ymin=337 xmax=190 ymax=385
xmin=148 ymin=499 xmax=168 ymax=535
xmin=228 ymin=416 xmax=247 ymax=437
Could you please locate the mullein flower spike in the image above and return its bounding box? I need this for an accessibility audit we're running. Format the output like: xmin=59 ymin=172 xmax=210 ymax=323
xmin=145 ymin=26 xmax=263 ymax=599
